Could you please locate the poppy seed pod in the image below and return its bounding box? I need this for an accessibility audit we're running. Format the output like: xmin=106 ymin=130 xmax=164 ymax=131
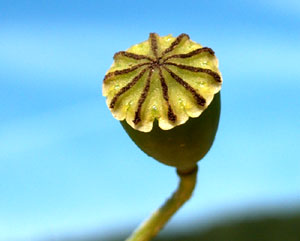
xmin=103 ymin=33 xmax=222 ymax=172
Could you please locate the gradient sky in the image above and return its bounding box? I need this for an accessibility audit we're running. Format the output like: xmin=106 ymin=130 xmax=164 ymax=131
xmin=1 ymin=0 xmax=300 ymax=240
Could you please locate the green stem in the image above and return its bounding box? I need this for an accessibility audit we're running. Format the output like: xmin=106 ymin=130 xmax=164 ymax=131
xmin=126 ymin=165 xmax=198 ymax=241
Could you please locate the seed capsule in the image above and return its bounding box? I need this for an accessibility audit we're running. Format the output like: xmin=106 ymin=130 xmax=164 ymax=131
xmin=103 ymin=33 xmax=222 ymax=171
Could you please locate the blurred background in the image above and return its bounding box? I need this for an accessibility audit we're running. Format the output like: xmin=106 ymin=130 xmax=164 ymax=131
xmin=0 ymin=0 xmax=300 ymax=240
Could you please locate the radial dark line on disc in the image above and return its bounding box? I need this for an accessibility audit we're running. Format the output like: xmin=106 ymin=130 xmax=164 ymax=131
xmin=114 ymin=51 xmax=154 ymax=61
xmin=149 ymin=33 xmax=159 ymax=58
xmin=163 ymin=66 xmax=206 ymax=106
xmin=104 ymin=62 xmax=150 ymax=83
xmin=163 ymin=47 xmax=215 ymax=62
xmin=164 ymin=62 xmax=222 ymax=83
xmin=133 ymin=69 xmax=154 ymax=125
xmin=109 ymin=68 xmax=148 ymax=109
xmin=161 ymin=33 xmax=190 ymax=56
xmin=158 ymin=68 xmax=177 ymax=122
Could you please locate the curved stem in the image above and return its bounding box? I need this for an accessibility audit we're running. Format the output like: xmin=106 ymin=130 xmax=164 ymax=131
xmin=126 ymin=165 xmax=198 ymax=241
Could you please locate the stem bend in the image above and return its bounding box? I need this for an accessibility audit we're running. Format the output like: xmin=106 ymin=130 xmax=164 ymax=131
xmin=126 ymin=165 xmax=198 ymax=241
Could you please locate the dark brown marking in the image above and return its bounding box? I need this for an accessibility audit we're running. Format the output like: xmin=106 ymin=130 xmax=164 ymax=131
xmin=114 ymin=51 xmax=154 ymax=61
xmin=133 ymin=69 xmax=153 ymax=125
xmin=109 ymin=68 xmax=148 ymax=109
xmin=158 ymin=68 xmax=176 ymax=122
xmin=149 ymin=33 xmax=159 ymax=58
xmin=161 ymin=33 xmax=190 ymax=56
xmin=164 ymin=62 xmax=222 ymax=83
xmin=163 ymin=66 xmax=206 ymax=106
xmin=163 ymin=47 xmax=215 ymax=62
xmin=103 ymin=62 xmax=150 ymax=83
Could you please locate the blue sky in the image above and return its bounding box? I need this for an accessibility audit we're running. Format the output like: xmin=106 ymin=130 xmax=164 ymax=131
xmin=0 ymin=0 xmax=300 ymax=240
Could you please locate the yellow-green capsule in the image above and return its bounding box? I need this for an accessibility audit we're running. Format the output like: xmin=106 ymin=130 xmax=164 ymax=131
xmin=103 ymin=33 xmax=222 ymax=172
